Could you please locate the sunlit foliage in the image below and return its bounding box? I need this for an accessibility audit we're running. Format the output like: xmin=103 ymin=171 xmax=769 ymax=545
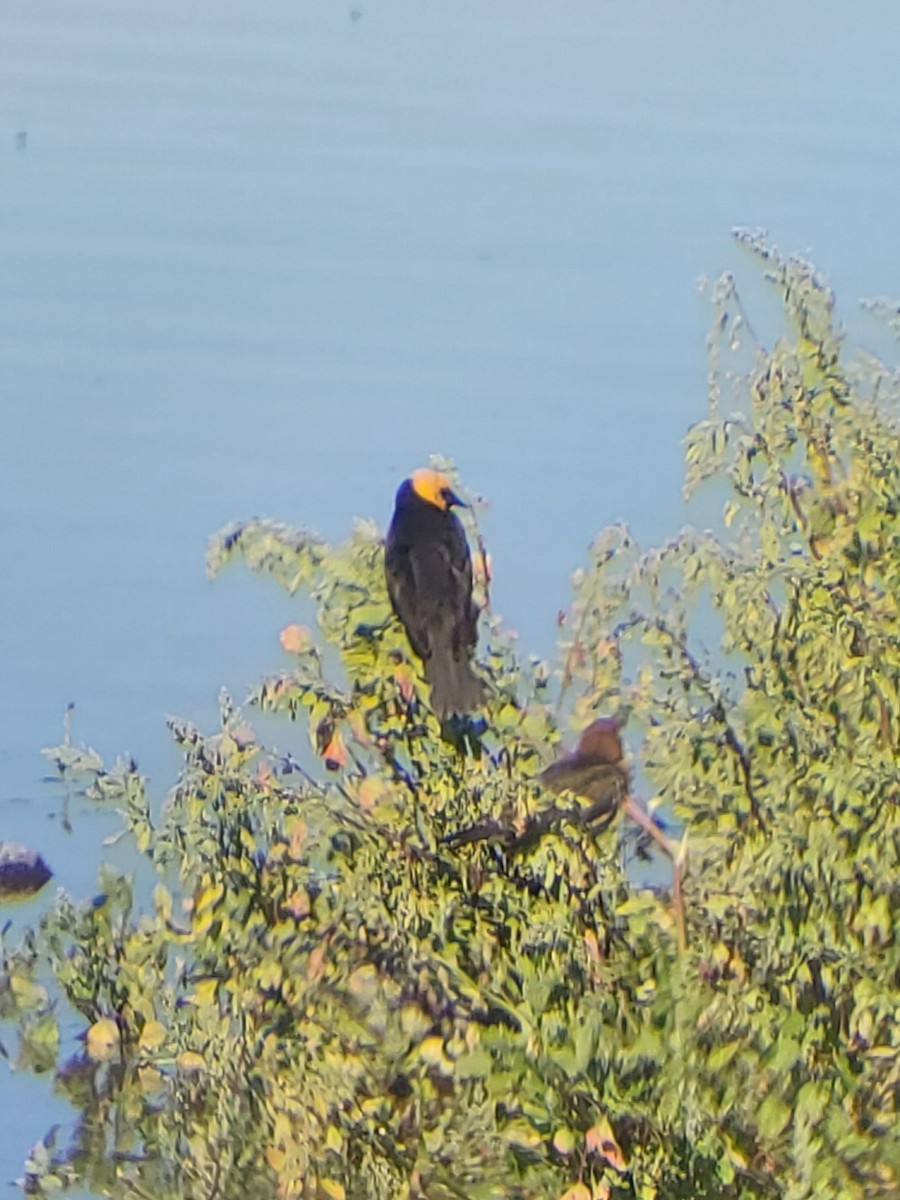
xmin=2 ymin=237 xmax=898 ymax=1200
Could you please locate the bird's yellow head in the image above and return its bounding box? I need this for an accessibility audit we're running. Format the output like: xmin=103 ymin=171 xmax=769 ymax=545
xmin=410 ymin=468 xmax=464 ymax=511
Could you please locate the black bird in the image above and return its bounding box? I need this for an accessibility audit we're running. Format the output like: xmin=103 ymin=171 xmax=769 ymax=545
xmin=385 ymin=468 xmax=484 ymax=718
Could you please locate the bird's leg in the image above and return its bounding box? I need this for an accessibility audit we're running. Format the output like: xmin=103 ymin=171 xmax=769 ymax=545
xmin=440 ymin=714 xmax=487 ymax=756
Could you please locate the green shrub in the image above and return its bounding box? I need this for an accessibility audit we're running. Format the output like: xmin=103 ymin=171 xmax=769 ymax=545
xmin=3 ymin=237 xmax=898 ymax=1200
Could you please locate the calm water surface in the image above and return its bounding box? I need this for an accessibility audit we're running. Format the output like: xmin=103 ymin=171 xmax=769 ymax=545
xmin=2 ymin=0 xmax=899 ymax=1183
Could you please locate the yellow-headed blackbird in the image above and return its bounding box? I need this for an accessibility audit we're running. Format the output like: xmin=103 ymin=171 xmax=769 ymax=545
xmin=539 ymin=718 xmax=627 ymax=819
xmin=385 ymin=468 xmax=484 ymax=718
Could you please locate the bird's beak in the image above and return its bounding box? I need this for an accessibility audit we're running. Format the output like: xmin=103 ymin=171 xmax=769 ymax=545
xmin=442 ymin=487 xmax=466 ymax=509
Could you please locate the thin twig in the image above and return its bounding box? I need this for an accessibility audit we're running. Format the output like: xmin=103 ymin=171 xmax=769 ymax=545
xmin=623 ymin=796 xmax=687 ymax=952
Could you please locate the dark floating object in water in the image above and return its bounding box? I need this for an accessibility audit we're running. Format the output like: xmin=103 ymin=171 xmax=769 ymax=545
xmin=0 ymin=843 xmax=53 ymax=899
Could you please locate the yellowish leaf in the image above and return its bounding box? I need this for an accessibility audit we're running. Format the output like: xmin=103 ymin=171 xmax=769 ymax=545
xmin=505 ymin=1118 xmax=542 ymax=1150
xmin=552 ymin=1127 xmax=576 ymax=1156
xmin=85 ymin=1018 xmax=120 ymax=1062
xmin=418 ymin=1036 xmax=445 ymax=1065
xmin=284 ymin=890 xmax=310 ymax=920
xmin=559 ymin=1184 xmax=591 ymax=1200
xmin=286 ymin=817 xmax=308 ymax=860
xmin=176 ymin=1050 xmax=206 ymax=1073
xmin=346 ymin=709 xmax=371 ymax=747
xmin=586 ymin=1115 xmax=626 ymax=1172
xmin=583 ymin=929 xmax=602 ymax=965
xmin=137 ymin=1065 xmax=163 ymax=1093
xmin=139 ymin=1020 xmax=166 ymax=1052
xmin=322 ymin=730 xmax=348 ymax=770
xmin=357 ymin=776 xmax=386 ymax=812
xmin=195 ymin=881 xmax=224 ymax=914
xmin=308 ymin=943 xmax=326 ymax=981
xmin=280 ymin=624 xmax=313 ymax=655
xmin=393 ymin=663 xmax=416 ymax=703
xmin=192 ymin=978 xmax=219 ymax=1007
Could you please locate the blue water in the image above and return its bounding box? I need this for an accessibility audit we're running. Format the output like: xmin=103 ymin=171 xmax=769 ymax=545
xmin=2 ymin=0 xmax=899 ymax=1184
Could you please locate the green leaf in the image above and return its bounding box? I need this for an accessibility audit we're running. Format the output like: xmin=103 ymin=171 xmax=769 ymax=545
xmin=757 ymin=1094 xmax=791 ymax=1140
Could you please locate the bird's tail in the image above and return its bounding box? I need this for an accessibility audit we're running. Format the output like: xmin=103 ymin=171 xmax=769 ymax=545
xmin=426 ymin=655 xmax=485 ymax=719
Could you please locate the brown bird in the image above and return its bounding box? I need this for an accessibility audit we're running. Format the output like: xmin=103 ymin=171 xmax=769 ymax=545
xmin=385 ymin=468 xmax=484 ymax=718
xmin=539 ymin=718 xmax=628 ymax=823
xmin=541 ymin=717 xmax=687 ymax=950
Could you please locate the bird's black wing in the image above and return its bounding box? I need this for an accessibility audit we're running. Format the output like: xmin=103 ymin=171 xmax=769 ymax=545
xmin=442 ymin=514 xmax=478 ymax=654
xmin=385 ymin=513 xmax=475 ymax=664
xmin=385 ymin=531 xmax=436 ymax=661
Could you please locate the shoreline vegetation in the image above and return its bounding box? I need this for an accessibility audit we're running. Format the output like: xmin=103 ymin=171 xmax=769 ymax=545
xmin=0 ymin=844 xmax=52 ymax=899
xmin=2 ymin=236 xmax=898 ymax=1199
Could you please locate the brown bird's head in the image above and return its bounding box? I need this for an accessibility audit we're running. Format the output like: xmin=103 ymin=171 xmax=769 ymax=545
xmin=538 ymin=716 xmax=626 ymax=812
xmin=573 ymin=717 xmax=624 ymax=766
xmin=408 ymin=468 xmax=465 ymax=512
